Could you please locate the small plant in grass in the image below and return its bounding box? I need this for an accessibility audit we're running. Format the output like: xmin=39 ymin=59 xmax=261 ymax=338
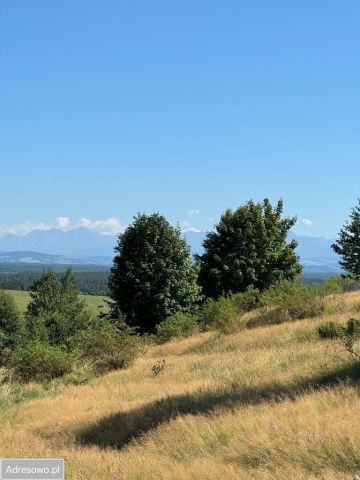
xmin=341 ymin=318 xmax=360 ymax=363
xmin=318 ymin=321 xmax=343 ymax=339
xmin=152 ymin=359 xmax=166 ymax=375
xmin=156 ymin=312 xmax=199 ymax=343
xmin=60 ymin=364 xmax=95 ymax=385
xmin=354 ymin=303 xmax=360 ymax=313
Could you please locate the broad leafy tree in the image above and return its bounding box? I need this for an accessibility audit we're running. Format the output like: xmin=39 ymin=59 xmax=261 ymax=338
xmin=109 ymin=213 xmax=201 ymax=333
xmin=332 ymin=199 xmax=360 ymax=279
xmin=197 ymin=199 xmax=302 ymax=298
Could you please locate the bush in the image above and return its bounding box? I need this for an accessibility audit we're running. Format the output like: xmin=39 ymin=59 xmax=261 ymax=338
xmin=339 ymin=277 xmax=360 ymax=292
xmin=76 ymin=321 xmax=141 ymax=373
xmin=231 ymin=288 xmax=261 ymax=314
xmin=10 ymin=342 xmax=74 ymax=382
xmin=60 ymin=364 xmax=95 ymax=385
xmin=320 ymin=276 xmax=344 ymax=295
xmin=201 ymin=297 xmax=242 ymax=334
xmin=156 ymin=313 xmax=199 ymax=343
xmin=318 ymin=321 xmax=343 ymax=339
xmin=343 ymin=318 xmax=360 ymax=338
xmin=247 ymin=307 xmax=290 ymax=329
xmin=247 ymin=281 xmax=326 ymax=329
xmin=261 ymin=281 xmax=325 ymax=320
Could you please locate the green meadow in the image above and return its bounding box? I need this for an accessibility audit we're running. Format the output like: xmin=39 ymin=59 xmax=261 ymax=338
xmin=5 ymin=289 xmax=110 ymax=315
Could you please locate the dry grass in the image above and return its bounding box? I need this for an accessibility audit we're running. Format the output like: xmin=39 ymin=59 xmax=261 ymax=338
xmin=1 ymin=292 xmax=360 ymax=479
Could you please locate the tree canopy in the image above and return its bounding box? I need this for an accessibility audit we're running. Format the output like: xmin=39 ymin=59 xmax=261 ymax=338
xmin=108 ymin=213 xmax=201 ymax=333
xmin=197 ymin=199 xmax=302 ymax=298
xmin=332 ymin=199 xmax=360 ymax=280
xmin=0 ymin=290 xmax=25 ymax=363
xmin=26 ymin=268 xmax=90 ymax=344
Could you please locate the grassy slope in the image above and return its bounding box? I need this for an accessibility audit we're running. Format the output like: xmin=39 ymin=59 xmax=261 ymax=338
xmin=6 ymin=289 xmax=110 ymax=315
xmin=1 ymin=293 xmax=360 ymax=479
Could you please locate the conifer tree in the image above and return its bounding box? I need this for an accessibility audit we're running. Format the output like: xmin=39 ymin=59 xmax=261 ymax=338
xmin=332 ymin=199 xmax=360 ymax=279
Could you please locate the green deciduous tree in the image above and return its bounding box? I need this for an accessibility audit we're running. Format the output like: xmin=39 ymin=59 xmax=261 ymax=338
xmin=26 ymin=268 xmax=90 ymax=345
xmin=332 ymin=199 xmax=360 ymax=280
xmin=109 ymin=213 xmax=201 ymax=333
xmin=197 ymin=199 xmax=302 ymax=298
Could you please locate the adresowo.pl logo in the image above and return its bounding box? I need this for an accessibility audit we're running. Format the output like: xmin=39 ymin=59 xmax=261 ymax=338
xmin=0 ymin=459 xmax=64 ymax=480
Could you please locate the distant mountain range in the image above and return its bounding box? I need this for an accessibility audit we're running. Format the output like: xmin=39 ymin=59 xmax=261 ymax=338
xmin=287 ymin=232 xmax=340 ymax=273
xmin=0 ymin=228 xmax=341 ymax=273
xmin=0 ymin=228 xmax=115 ymax=257
xmin=0 ymin=251 xmax=112 ymax=266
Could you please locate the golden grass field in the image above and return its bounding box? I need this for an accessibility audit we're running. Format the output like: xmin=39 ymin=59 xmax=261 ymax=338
xmin=1 ymin=292 xmax=360 ymax=479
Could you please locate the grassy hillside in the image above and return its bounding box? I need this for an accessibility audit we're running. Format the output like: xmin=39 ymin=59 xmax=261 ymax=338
xmin=6 ymin=289 xmax=110 ymax=315
xmin=1 ymin=292 xmax=360 ymax=479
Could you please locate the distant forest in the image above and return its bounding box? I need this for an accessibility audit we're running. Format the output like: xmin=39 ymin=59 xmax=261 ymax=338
xmin=0 ymin=267 xmax=110 ymax=295
xmin=0 ymin=268 xmax=343 ymax=296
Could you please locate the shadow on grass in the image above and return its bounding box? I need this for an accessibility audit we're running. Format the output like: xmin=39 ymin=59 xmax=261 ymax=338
xmin=77 ymin=364 xmax=359 ymax=450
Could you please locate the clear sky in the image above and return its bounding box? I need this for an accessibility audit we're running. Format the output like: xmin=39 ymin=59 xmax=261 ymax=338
xmin=0 ymin=0 xmax=359 ymax=238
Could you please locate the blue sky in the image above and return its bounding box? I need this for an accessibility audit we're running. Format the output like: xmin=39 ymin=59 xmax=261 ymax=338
xmin=0 ymin=0 xmax=359 ymax=238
